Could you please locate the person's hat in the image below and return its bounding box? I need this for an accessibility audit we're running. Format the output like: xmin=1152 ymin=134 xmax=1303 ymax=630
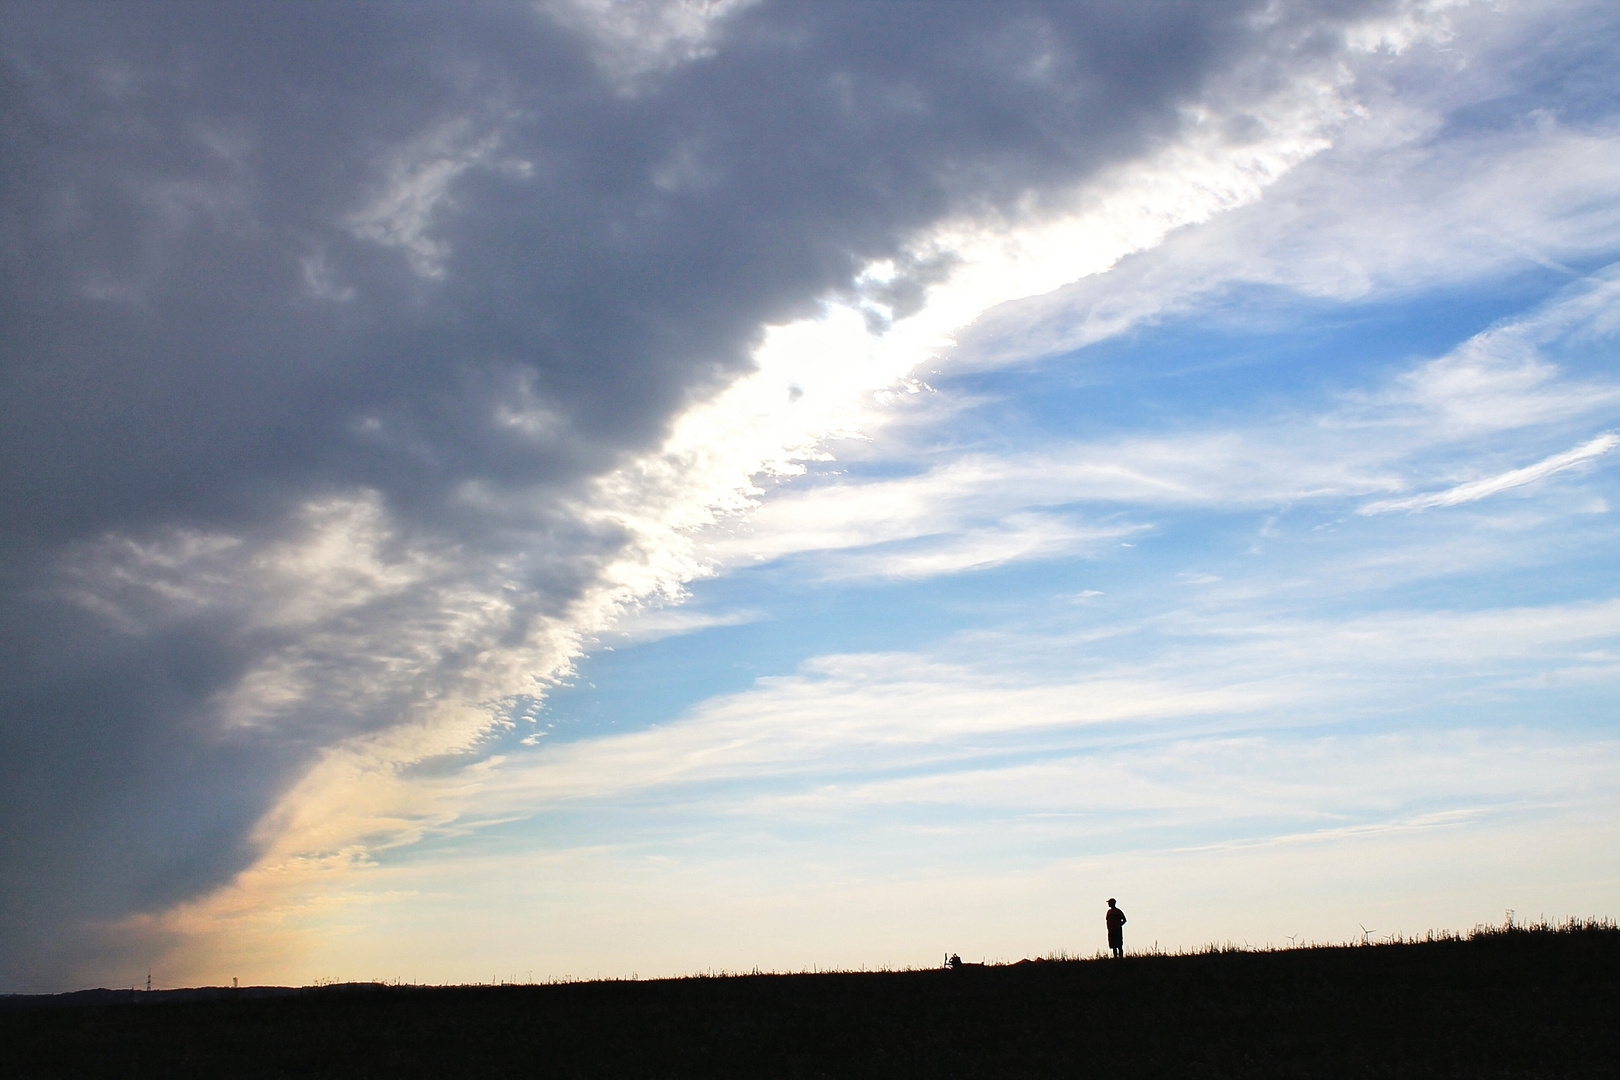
xmin=1107 ymin=898 xmax=1116 ymax=904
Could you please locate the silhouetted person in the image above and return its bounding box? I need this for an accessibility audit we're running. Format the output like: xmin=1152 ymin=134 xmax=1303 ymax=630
xmin=1106 ymin=898 xmax=1126 ymax=958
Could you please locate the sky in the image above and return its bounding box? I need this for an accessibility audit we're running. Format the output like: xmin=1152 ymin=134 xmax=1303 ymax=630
xmin=2 ymin=0 xmax=1618 ymax=993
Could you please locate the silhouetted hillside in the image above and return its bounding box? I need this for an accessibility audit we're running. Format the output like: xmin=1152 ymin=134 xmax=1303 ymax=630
xmin=5 ymin=920 xmax=1617 ymax=1078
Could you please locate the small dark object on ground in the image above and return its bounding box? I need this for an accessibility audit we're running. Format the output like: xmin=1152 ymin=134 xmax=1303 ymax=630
xmin=4 ymin=921 xmax=1618 ymax=1078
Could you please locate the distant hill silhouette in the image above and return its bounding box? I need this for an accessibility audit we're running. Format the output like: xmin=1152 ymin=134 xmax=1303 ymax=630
xmin=5 ymin=919 xmax=1617 ymax=1078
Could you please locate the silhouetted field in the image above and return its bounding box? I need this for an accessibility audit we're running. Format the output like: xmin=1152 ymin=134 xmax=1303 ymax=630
xmin=4 ymin=921 xmax=1617 ymax=1078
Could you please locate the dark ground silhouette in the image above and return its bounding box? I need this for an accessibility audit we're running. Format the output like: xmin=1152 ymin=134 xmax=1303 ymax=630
xmin=3 ymin=921 xmax=1617 ymax=1079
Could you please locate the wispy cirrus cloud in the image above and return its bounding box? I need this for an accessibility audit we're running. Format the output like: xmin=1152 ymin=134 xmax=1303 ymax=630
xmin=706 ymin=261 xmax=1620 ymax=580
xmin=811 ymin=514 xmax=1147 ymax=580
xmin=1360 ymin=433 xmax=1620 ymax=514
xmin=453 ymin=596 xmax=1620 ymax=814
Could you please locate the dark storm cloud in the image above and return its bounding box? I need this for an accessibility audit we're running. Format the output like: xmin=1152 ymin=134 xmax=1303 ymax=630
xmin=0 ymin=0 xmax=1389 ymax=989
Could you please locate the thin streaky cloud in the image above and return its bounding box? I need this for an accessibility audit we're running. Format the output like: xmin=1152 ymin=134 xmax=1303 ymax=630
xmin=1359 ymin=433 xmax=1620 ymax=515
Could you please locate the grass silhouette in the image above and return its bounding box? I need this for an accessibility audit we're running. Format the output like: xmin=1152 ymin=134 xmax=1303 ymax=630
xmin=4 ymin=917 xmax=1616 ymax=1078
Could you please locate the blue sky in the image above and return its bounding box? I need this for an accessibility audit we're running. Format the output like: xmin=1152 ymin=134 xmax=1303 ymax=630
xmin=3 ymin=0 xmax=1619 ymax=991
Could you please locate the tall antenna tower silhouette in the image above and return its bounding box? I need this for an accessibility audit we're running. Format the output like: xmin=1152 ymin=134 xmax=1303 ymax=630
xmin=146 ymin=969 xmax=151 ymax=992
